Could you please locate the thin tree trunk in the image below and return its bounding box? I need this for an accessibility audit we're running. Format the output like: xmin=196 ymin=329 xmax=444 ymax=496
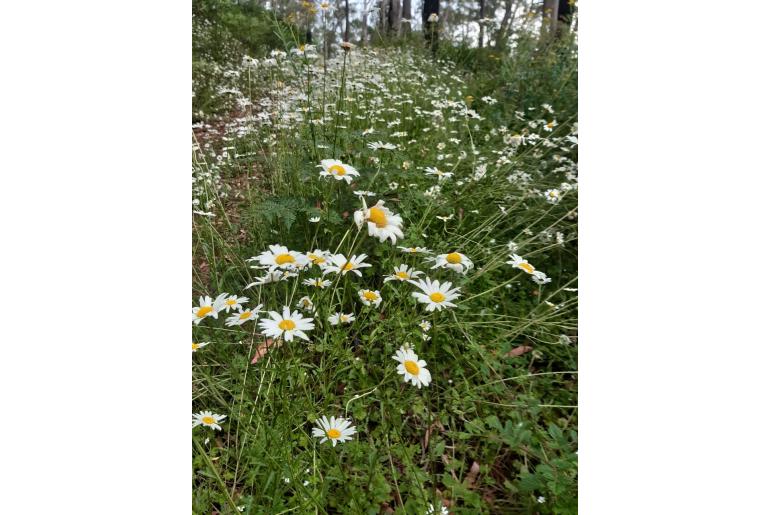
xmin=402 ymin=0 xmax=412 ymax=35
xmin=361 ymin=0 xmax=369 ymax=45
xmin=478 ymin=0 xmax=485 ymax=48
xmin=344 ymin=0 xmax=350 ymax=41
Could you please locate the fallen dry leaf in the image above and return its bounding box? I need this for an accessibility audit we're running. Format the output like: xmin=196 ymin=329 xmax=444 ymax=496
xmin=251 ymin=338 xmax=280 ymax=364
xmin=505 ymin=345 xmax=533 ymax=357
xmin=464 ymin=461 xmax=480 ymax=488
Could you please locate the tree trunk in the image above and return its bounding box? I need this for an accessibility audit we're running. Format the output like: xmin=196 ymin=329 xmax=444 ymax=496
xmin=361 ymin=0 xmax=369 ymax=45
xmin=401 ymin=0 xmax=412 ymax=35
xmin=478 ymin=0 xmax=485 ymax=48
xmin=422 ymin=0 xmax=439 ymax=52
xmin=388 ymin=0 xmax=401 ymax=34
xmin=344 ymin=0 xmax=350 ymax=41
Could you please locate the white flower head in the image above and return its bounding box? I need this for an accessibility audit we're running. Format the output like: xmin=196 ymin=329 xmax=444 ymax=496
xmin=245 ymin=270 xmax=297 ymax=288
xmin=410 ymin=278 xmax=461 ymax=312
xmin=296 ymin=296 xmax=315 ymax=313
xmin=258 ymin=307 xmax=315 ymax=342
xmin=192 ymin=341 xmax=210 ymax=352
xmin=192 ymin=296 xmax=223 ymax=325
xmin=225 ymin=304 xmax=263 ymax=326
xmin=220 ymin=294 xmax=249 ymax=313
xmin=398 ymin=246 xmax=431 ymax=254
xmin=319 ymin=159 xmax=360 ymax=184
xmin=392 ymin=345 xmax=432 ymax=388
xmin=358 ymin=289 xmax=382 ymax=307
xmin=544 ymin=188 xmax=561 ymax=204
xmin=419 ymin=320 xmax=432 ymax=332
xmin=367 ymin=141 xmax=397 ymax=150
xmin=303 ymin=277 xmax=332 ymax=289
xmin=306 ymin=249 xmax=333 ymax=269
xmin=424 ymin=166 xmax=453 ymax=181
xmin=384 ymin=264 xmax=424 ymax=282
xmin=193 ymin=411 xmax=226 ymax=431
xmin=431 ymin=252 xmax=474 ymax=274
xmin=328 ymin=312 xmax=355 ymax=326
xmin=506 ymin=253 xmax=536 ymax=274
xmin=353 ymin=199 xmax=404 ymax=244
xmin=312 ymin=415 xmax=356 ymax=446
xmin=531 ymin=271 xmax=552 ymax=285
xmin=324 ymin=253 xmax=372 ymax=277
xmin=250 ymin=244 xmax=309 ymax=272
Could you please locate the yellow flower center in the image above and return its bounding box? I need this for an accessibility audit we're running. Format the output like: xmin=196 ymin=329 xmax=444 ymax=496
xmin=275 ymin=253 xmax=295 ymax=265
xmin=340 ymin=315 xmax=349 ymax=322
xmin=549 ymin=191 xmax=558 ymax=197
xmin=309 ymin=254 xmax=325 ymax=264
xmin=299 ymin=44 xmax=305 ymax=51
xmin=239 ymin=310 xmax=252 ymax=320
xmin=278 ymin=319 xmax=296 ymax=331
xmin=368 ymin=207 xmax=388 ymax=228
xmin=518 ymin=262 xmax=535 ymax=274
xmin=225 ymin=299 xmax=236 ymax=306
xmin=343 ymin=262 xmax=355 ymax=271
xmin=329 ymin=164 xmax=346 ymax=176
xmin=396 ymin=271 xmax=409 ymax=280
xmin=192 ymin=343 xmax=199 ymax=350
xmin=429 ymin=292 xmax=446 ymax=303
xmin=547 ymin=121 xmax=555 ymax=128
xmin=446 ymin=252 xmax=462 ymax=264
xmin=326 ymin=428 xmax=341 ymax=439
xmin=201 ymin=416 xmax=215 ymax=425
xmin=196 ymin=306 xmax=213 ymax=318
xmin=404 ymin=360 xmax=419 ymax=375
xmin=363 ymin=291 xmax=378 ymax=301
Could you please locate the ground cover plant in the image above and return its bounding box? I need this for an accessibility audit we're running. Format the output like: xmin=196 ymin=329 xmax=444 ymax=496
xmin=192 ymin=7 xmax=577 ymax=513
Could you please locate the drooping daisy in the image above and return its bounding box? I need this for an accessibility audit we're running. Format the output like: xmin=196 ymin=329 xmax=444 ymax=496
xmin=258 ymin=307 xmax=315 ymax=342
xmin=323 ymin=253 xmax=372 ymax=277
xmin=311 ymin=415 xmax=357 ymax=446
xmin=353 ymin=199 xmax=404 ymax=244
xmin=220 ymin=294 xmax=249 ymax=313
xmin=192 ymin=296 xmax=222 ymax=325
xmin=392 ymin=346 xmax=432 ymax=388
xmin=318 ymin=159 xmax=360 ymax=184
xmin=506 ymin=253 xmax=536 ymax=274
xmin=192 ymin=411 xmax=226 ymax=431
xmin=399 ymin=246 xmax=431 ymax=254
xmin=328 ymin=312 xmax=355 ymax=326
xmin=303 ymin=277 xmax=332 ymax=289
xmin=424 ymin=166 xmax=453 ymax=181
xmin=367 ymin=141 xmax=396 ymax=150
xmin=250 ymin=244 xmax=309 ymax=272
xmin=384 ymin=264 xmax=424 ymax=283
xmin=245 ymin=270 xmax=297 ymax=288
xmin=426 ymin=504 xmax=449 ymax=515
xmin=358 ymin=289 xmax=382 ymax=307
xmin=225 ymin=305 xmax=263 ymax=326
xmin=192 ymin=341 xmax=210 ymax=352
xmin=410 ymin=278 xmax=461 ymax=312
xmin=531 ymin=271 xmax=552 ymax=285
xmin=296 ymin=296 xmax=315 ymax=313
xmin=431 ymin=252 xmax=474 ymax=274
xmin=306 ymin=249 xmax=332 ymax=268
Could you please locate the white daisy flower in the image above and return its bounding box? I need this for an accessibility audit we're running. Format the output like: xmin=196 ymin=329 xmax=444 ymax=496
xmin=410 ymin=278 xmax=461 ymax=312
xmin=544 ymin=120 xmax=557 ymax=131
xmin=431 ymin=252 xmax=474 ymax=274
xmin=537 ymin=496 xmax=546 ymax=503
xmin=367 ymin=141 xmax=397 ymax=150
xmin=309 ymin=216 xmax=321 ymax=223
xmin=192 ymin=341 xmax=210 ymax=352
xmin=303 ymin=277 xmax=332 ymax=289
xmin=358 ymin=289 xmax=382 ymax=307
xmin=220 ymin=294 xmax=249 ymax=313
xmin=384 ymin=264 xmax=424 ymax=282
xmin=311 ymin=415 xmax=357 ymax=446
xmin=419 ymin=320 xmax=432 ymax=332
xmin=544 ymin=189 xmax=561 ymax=204
xmin=192 ymin=296 xmax=222 ymax=325
xmin=353 ymin=199 xmax=404 ymax=244
xmin=392 ymin=345 xmax=432 ymax=388
xmin=353 ymin=190 xmax=377 ymax=197
xmin=328 ymin=312 xmax=355 ymax=325
xmin=306 ymin=249 xmax=333 ymax=269
xmin=192 ymin=411 xmax=226 ymax=431
xmin=426 ymin=504 xmax=449 ymax=515
xmin=506 ymin=253 xmax=536 ymax=274
xmin=250 ymin=244 xmax=309 ymax=272
xmin=258 ymin=307 xmax=315 ymax=342
xmin=225 ymin=304 xmax=263 ymax=326
xmin=531 ymin=271 xmax=552 ymax=285
xmin=318 ymin=159 xmax=360 ymax=184
xmin=323 ymin=253 xmax=372 ymax=277
xmin=398 ymin=246 xmax=431 ymax=254
xmin=245 ymin=270 xmax=297 ymax=288
xmin=424 ymin=166 xmax=453 ymax=181
xmin=296 ymin=296 xmax=315 ymax=313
